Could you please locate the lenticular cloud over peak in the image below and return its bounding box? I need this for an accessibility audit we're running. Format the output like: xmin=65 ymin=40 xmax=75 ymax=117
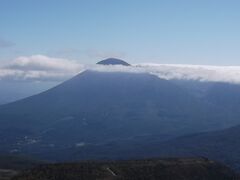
xmin=1 ymin=55 xmax=240 ymax=83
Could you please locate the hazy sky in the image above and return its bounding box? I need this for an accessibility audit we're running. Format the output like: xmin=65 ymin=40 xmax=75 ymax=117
xmin=1 ymin=0 xmax=240 ymax=65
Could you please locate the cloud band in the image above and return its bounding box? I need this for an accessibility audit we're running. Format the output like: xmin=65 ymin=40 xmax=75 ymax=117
xmin=1 ymin=55 xmax=240 ymax=84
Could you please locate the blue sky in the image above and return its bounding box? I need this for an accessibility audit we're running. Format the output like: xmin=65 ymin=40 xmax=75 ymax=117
xmin=0 ymin=0 xmax=240 ymax=65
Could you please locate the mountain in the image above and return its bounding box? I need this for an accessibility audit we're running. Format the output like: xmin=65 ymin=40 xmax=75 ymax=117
xmin=97 ymin=58 xmax=130 ymax=66
xmin=0 ymin=59 xmax=229 ymax=160
xmin=12 ymin=158 xmax=239 ymax=180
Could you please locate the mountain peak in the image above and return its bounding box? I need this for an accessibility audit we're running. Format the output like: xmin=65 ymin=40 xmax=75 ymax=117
xmin=97 ymin=58 xmax=130 ymax=66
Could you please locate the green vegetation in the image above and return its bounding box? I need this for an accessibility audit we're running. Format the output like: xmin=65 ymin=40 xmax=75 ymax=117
xmin=0 ymin=169 xmax=18 ymax=180
xmin=13 ymin=158 xmax=239 ymax=180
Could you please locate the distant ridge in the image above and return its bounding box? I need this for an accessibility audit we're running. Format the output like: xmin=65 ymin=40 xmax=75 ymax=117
xmin=97 ymin=58 xmax=130 ymax=66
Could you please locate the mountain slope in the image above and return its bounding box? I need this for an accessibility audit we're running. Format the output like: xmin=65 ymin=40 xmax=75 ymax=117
xmin=122 ymin=125 xmax=240 ymax=171
xmin=58 ymin=125 xmax=240 ymax=171
xmin=28 ymin=125 xmax=240 ymax=173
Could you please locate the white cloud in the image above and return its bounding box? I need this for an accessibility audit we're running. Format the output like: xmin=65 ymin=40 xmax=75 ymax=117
xmin=7 ymin=55 xmax=81 ymax=72
xmin=0 ymin=55 xmax=84 ymax=81
xmin=1 ymin=55 xmax=240 ymax=84
xmin=86 ymin=63 xmax=240 ymax=84
xmin=136 ymin=63 xmax=240 ymax=84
